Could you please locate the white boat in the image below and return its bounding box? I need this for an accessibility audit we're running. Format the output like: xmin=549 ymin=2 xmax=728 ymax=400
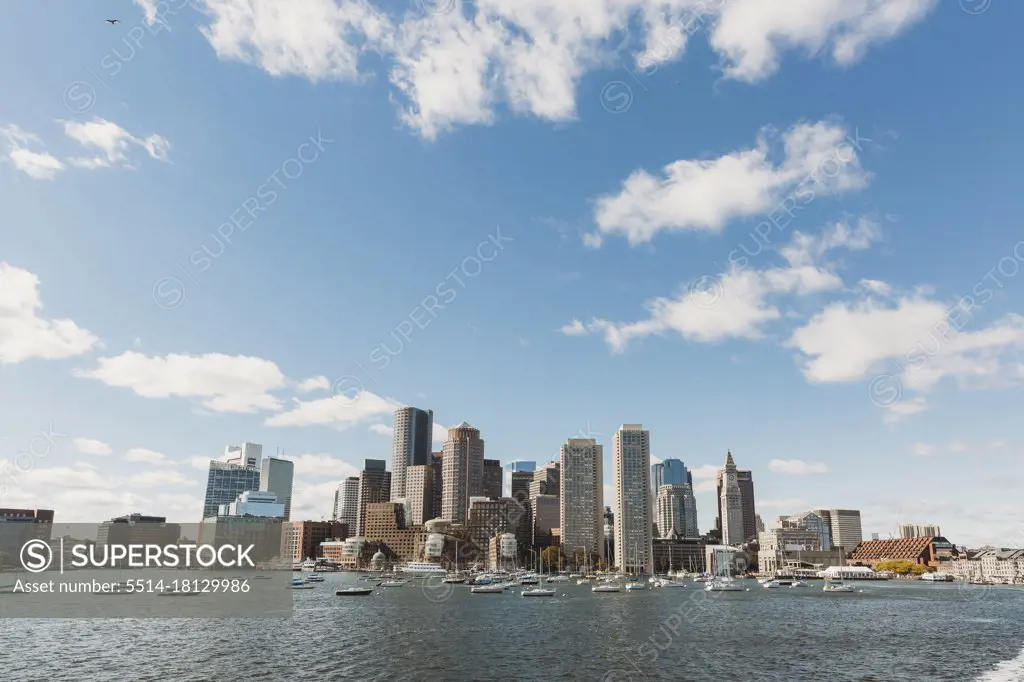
xmin=304 ymin=573 xmax=325 ymax=582
xmin=655 ymin=580 xmax=686 ymax=588
xmin=569 ymin=573 xmax=582 ymax=579
xmin=441 ymin=575 xmax=466 ymax=584
xmin=300 ymin=559 xmax=317 ymax=571
xmin=545 ymin=575 xmax=570 ymax=583
xmin=399 ymin=562 xmax=447 ymax=575
xmin=471 ymin=584 xmax=507 ymax=594
xmin=921 ymin=572 xmax=953 ymax=582
xmin=790 ymin=580 xmax=808 ymax=587
xmin=762 ymin=580 xmax=780 ymax=589
xmin=592 ymin=583 xmax=622 ymax=593
xmin=378 ymin=579 xmax=406 ymax=587
xmin=625 ymin=582 xmax=645 ymax=591
xmin=705 ymin=578 xmax=744 ymax=592
xmin=335 ymin=586 xmax=373 ymax=596
xmin=823 ymin=581 xmax=857 ymax=593
xmin=521 ymin=587 xmax=556 ymax=597
xmin=576 ymin=579 xmax=589 ymax=585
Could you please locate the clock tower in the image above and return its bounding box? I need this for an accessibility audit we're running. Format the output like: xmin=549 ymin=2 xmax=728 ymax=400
xmin=719 ymin=450 xmax=745 ymax=547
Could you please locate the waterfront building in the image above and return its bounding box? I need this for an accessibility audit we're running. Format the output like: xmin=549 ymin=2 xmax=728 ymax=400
xmin=405 ymin=464 xmax=434 ymax=526
xmin=333 ymin=477 xmax=360 ymax=528
xmin=441 ymin=423 xmax=485 ymax=524
xmin=259 ymin=457 xmax=294 ymax=520
xmin=483 ymin=459 xmax=503 ymax=499
xmin=716 ymin=459 xmax=757 ymax=543
xmin=655 ymin=484 xmax=698 ymax=538
xmin=224 ymin=442 xmax=262 ymax=467
xmin=96 ymin=514 xmax=181 ymax=552
xmin=532 ymin=494 xmax=560 ymax=549
xmin=948 ymin=547 xmax=1024 ymax=583
xmin=0 ymin=508 xmax=54 ymax=566
xmin=530 ymin=461 xmax=560 ymax=499
xmin=390 ymin=407 xmax=434 ymax=501
xmin=718 ymin=451 xmax=745 ymax=546
xmin=758 ymin=512 xmax=834 ymax=574
xmin=356 ymin=459 xmax=391 ymax=537
xmin=197 ymin=516 xmax=283 ymax=563
xmin=362 ymin=502 xmax=427 ymax=563
xmin=219 ymin=490 xmax=285 ymax=518
xmin=813 ymin=509 xmax=864 ymax=551
xmin=469 ymin=497 xmax=531 ymax=565
xmin=488 ymin=533 xmax=518 ymax=570
xmin=612 ymin=424 xmax=653 ymax=573
xmin=653 ymin=537 xmax=706 ymax=574
xmin=281 ymin=520 xmax=348 ymax=563
xmin=848 ymin=536 xmax=959 ymax=569
xmin=203 ymin=460 xmax=261 ymax=519
xmin=560 ymin=438 xmax=605 ymax=561
xmin=899 ymin=523 xmax=942 ymax=539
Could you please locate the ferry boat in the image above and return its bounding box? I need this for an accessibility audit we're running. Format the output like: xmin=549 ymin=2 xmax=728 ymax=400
xmin=398 ymin=562 xmax=447 ymax=576
xmin=921 ymin=572 xmax=953 ymax=582
xmin=304 ymin=573 xmax=325 ymax=582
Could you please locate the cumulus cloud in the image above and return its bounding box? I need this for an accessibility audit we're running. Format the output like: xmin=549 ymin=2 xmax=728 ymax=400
xmin=296 ymin=375 xmax=331 ymax=393
xmin=188 ymin=0 xmax=935 ymax=139
xmin=0 ymin=124 xmax=64 ymax=180
xmin=592 ymin=121 xmax=870 ymax=246
xmin=73 ymin=438 xmax=112 ymax=456
xmin=62 ymin=118 xmax=171 ymax=169
xmin=265 ymin=391 xmax=401 ymax=429
xmin=73 ymin=351 xmax=288 ymax=413
xmin=0 ymin=262 xmax=99 ymax=364
xmin=768 ymin=459 xmax=828 ymax=475
xmin=124 ymin=447 xmax=170 ymax=464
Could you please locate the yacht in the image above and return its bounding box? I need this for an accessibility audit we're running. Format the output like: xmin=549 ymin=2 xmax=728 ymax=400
xmin=304 ymin=573 xmax=325 ymax=582
xmin=441 ymin=575 xmax=466 ymax=584
xmin=625 ymin=581 xmax=645 ymax=591
xmin=545 ymin=575 xmax=570 ymax=583
xmin=300 ymin=559 xmax=317 ymax=571
xmin=335 ymin=586 xmax=373 ymax=596
xmin=790 ymin=580 xmax=808 ymax=588
xmin=521 ymin=587 xmax=557 ymax=597
xmin=519 ymin=573 xmax=540 ymax=585
xmin=654 ymin=579 xmax=686 ymax=588
xmin=288 ymin=577 xmax=316 ymax=590
xmin=398 ymin=562 xmax=447 ymax=576
xmin=378 ymin=579 xmax=406 ymax=587
xmin=592 ymin=583 xmax=622 ymax=593
xmin=762 ymin=580 xmax=780 ymax=589
xmin=705 ymin=578 xmax=744 ymax=592
xmin=471 ymin=584 xmax=507 ymax=594
xmin=921 ymin=572 xmax=953 ymax=582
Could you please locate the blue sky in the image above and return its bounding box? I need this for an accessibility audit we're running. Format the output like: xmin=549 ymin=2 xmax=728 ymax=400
xmin=1 ymin=0 xmax=1022 ymax=547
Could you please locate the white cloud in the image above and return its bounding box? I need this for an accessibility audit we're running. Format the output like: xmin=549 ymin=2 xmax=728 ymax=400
xmin=128 ymin=470 xmax=192 ymax=487
xmin=789 ymin=295 xmax=1024 ymax=389
xmin=185 ymin=456 xmax=217 ymax=471
xmin=124 ymin=447 xmax=170 ymax=464
xmin=559 ymin=319 xmax=588 ymax=336
xmin=198 ymin=0 xmax=390 ymax=82
xmin=0 ymin=124 xmax=64 ymax=180
xmin=369 ymin=423 xmax=393 ymax=437
xmin=0 ymin=262 xmax=100 ymax=364
xmin=858 ymin=279 xmax=893 ymax=297
xmin=296 ymin=375 xmax=331 ymax=393
xmin=592 ymin=121 xmax=869 ymax=246
xmin=432 ymin=422 xmax=448 ymax=445
xmin=768 ymin=459 xmax=828 ymax=475
xmin=910 ymin=442 xmax=933 ymax=457
xmin=882 ymin=396 xmax=928 ymax=425
xmin=62 ymin=118 xmax=171 ymax=169
xmin=265 ymin=391 xmax=400 ymax=429
xmin=280 ymin=453 xmax=360 ymax=480
xmin=191 ymin=1 xmax=935 ymax=139
xmin=73 ymin=438 xmax=112 ymax=456
xmin=711 ymin=0 xmax=937 ymax=82
xmin=74 ymin=351 xmax=288 ymax=413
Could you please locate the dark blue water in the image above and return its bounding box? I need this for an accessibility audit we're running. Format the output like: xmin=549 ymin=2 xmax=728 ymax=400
xmin=1 ymin=577 xmax=1022 ymax=681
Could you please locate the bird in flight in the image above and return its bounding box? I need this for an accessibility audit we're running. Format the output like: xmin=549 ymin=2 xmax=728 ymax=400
xmin=106 ymin=19 xmax=120 ymax=24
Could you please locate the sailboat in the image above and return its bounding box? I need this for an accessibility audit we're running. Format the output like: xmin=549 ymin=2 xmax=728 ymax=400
xmin=706 ymin=548 xmax=744 ymax=592
xmin=823 ymin=552 xmax=857 ymax=593
xmin=442 ymin=541 xmax=465 ymax=584
xmin=625 ymin=541 xmax=645 ymax=590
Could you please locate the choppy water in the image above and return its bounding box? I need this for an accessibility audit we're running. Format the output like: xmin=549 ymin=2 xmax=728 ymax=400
xmin=1 ymin=576 xmax=1022 ymax=681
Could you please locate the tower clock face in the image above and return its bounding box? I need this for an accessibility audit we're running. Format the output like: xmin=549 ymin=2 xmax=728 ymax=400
xmin=728 ymin=474 xmax=736 ymax=483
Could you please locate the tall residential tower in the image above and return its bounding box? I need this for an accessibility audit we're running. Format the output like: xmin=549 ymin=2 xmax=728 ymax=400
xmin=612 ymin=424 xmax=653 ymax=573
xmin=390 ymin=407 xmax=434 ymax=501
xmin=441 ymin=423 xmax=485 ymax=524
xmin=560 ymin=438 xmax=605 ymax=561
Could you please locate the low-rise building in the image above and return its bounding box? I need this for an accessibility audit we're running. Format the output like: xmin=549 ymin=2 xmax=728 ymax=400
xmin=848 ymin=536 xmax=959 ymax=569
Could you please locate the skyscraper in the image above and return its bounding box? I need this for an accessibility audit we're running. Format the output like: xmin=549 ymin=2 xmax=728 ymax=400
xmin=560 ymin=438 xmax=605 ymax=560
xmin=202 ymin=460 xmax=261 ymax=519
xmin=390 ymin=407 xmax=433 ymax=501
xmin=814 ymin=509 xmax=863 ymax=551
xmin=719 ymin=451 xmax=744 ymax=546
xmin=356 ymin=459 xmax=391 ymax=536
xmin=899 ymin=523 xmax=941 ymax=538
xmin=716 ymin=465 xmax=757 ymax=543
xmin=224 ymin=442 xmax=262 ymax=468
xmin=651 ymin=459 xmax=692 ymax=518
xmin=656 ymin=484 xmax=698 ymax=538
xmin=612 ymin=424 xmax=653 ymax=573
xmin=441 ymin=422 xmax=485 ymax=524
xmin=530 ymin=462 xmax=560 ymax=499
xmin=483 ymin=459 xmax=503 ymax=498
xmin=405 ymin=464 xmax=434 ymax=525
xmin=510 ymin=470 xmax=534 ymax=504
xmin=259 ymin=457 xmax=294 ymax=521
xmin=333 ymin=477 xmax=360 ymax=529
xmin=430 ymin=452 xmax=443 ymax=521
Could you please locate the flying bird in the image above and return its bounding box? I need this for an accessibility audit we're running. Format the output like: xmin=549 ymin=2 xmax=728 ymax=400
xmin=106 ymin=19 xmax=120 ymax=24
